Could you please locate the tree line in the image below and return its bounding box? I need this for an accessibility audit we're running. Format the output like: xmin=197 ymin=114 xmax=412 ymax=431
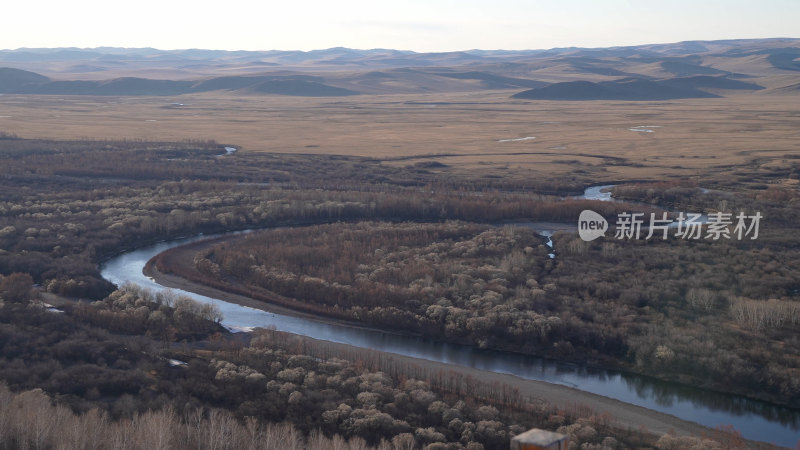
xmin=0 ymin=277 xmax=680 ymax=449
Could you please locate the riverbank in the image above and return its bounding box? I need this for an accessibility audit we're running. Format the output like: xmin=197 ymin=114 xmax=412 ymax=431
xmin=144 ymin=235 xmax=404 ymax=335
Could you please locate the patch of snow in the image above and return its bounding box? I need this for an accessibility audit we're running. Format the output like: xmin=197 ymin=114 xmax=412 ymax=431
xmin=629 ymin=125 xmax=661 ymax=133
xmin=498 ymin=136 xmax=536 ymax=143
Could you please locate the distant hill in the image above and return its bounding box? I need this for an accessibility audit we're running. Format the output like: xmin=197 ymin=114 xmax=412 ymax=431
xmin=512 ymin=81 xmax=620 ymax=100
xmin=0 ymin=67 xmax=50 ymax=92
xmin=0 ymin=70 xmax=360 ymax=97
xmin=0 ymin=38 xmax=798 ymax=97
xmin=512 ymin=78 xmax=710 ymax=100
xmin=9 ymin=77 xmax=192 ymax=96
xmin=246 ymin=79 xmax=358 ymax=96
xmin=189 ymin=76 xmax=277 ymax=92
xmin=432 ymin=71 xmax=548 ymax=89
xmin=660 ymin=75 xmax=763 ymax=91
xmin=766 ymin=50 xmax=800 ymax=72
xmin=511 ymin=75 xmax=764 ymax=100
xmin=660 ymin=60 xmax=732 ymax=76
xmin=2 ymin=38 xmax=799 ymax=76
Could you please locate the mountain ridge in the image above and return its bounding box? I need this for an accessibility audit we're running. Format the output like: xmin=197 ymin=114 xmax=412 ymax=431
xmin=0 ymin=38 xmax=797 ymax=98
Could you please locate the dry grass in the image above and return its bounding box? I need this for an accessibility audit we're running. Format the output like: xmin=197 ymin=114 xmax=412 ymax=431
xmin=1 ymin=90 xmax=798 ymax=184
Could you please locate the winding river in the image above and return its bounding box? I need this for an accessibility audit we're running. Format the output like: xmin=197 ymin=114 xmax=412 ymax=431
xmin=100 ymin=185 xmax=800 ymax=447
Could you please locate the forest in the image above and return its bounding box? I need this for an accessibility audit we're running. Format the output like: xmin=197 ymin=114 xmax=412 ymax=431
xmin=161 ymin=210 xmax=800 ymax=407
xmin=0 ymin=134 xmax=639 ymax=299
xmin=1 ymin=277 xmax=703 ymax=449
xmin=0 ymin=134 xmax=796 ymax=448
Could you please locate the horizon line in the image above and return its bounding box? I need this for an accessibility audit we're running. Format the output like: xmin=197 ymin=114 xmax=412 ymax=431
xmin=2 ymin=37 xmax=799 ymax=55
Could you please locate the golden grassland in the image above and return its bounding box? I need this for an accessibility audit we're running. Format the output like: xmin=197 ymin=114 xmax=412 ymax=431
xmin=1 ymin=90 xmax=799 ymax=184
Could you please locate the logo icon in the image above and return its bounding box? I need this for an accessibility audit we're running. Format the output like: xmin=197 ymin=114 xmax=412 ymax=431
xmin=578 ymin=210 xmax=608 ymax=241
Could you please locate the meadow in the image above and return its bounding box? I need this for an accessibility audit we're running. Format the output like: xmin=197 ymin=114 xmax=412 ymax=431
xmin=1 ymin=91 xmax=798 ymax=190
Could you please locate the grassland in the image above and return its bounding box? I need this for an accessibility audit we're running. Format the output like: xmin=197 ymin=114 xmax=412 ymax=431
xmin=1 ymin=91 xmax=798 ymax=189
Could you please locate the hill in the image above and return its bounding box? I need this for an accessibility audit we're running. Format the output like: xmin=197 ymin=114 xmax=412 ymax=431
xmin=246 ymin=79 xmax=358 ymax=96
xmin=0 ymin=72 xmax=359 ymax=97
xmin=0 ymin=38 xmax=798 ymax=97
xmin=511 ymin=75 xmax=764 ymax=100
xmin=0 ymin=67 xmax=50 ymax=92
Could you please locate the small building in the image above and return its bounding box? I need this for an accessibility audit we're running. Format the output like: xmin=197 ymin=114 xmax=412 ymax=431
xmin=510 ymin=428 xmax=569 ymax=450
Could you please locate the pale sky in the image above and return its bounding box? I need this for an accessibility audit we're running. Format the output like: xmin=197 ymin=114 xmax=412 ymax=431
xmin=4 ymin=0 xmax=799 ymax=52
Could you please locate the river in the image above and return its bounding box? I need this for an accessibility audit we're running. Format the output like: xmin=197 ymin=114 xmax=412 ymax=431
xmin=100 ymin=185 xmax=800 ymax=447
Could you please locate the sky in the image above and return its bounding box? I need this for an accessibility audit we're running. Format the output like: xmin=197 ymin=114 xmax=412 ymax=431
xmin=4 ymin=0 xmax=799 ymax=52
